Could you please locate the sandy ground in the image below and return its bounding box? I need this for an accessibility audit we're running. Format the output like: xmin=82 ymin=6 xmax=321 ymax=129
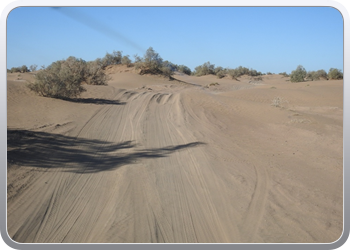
xmin=7 ymin=66 xmax=343 ymax=243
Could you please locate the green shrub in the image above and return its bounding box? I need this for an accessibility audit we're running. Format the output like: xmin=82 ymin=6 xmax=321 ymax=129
xmin=30 ymin=64 xmax=38 ymax=72
xmin=290 ymin=65 xmax=307 ymax=82
xmin=279 ymin=72 xmax=289 ymax=77
xmin=27 ymin=57 xmax=86 ymax=98
xmin=177 ymin=65 xmax=192 ymax=75
xmin=135 ymin=47 xmax=173 ymax=78
xmin=328 ymin=68 xmax=343 ymax=80
xmin=121 ymin=55 xmax=132 ymax=67
xmin=305 ymin=69 xmax=327 ymax=81
xmin=85 ymin=59 xmax=110 ymax=85
xmin=27 ymin=56 xmax=110 ymax=98
xmin=193 ymin=61 xmax=215 ymax=76
xmin=216 ymin=70 xmax=226 ymax=79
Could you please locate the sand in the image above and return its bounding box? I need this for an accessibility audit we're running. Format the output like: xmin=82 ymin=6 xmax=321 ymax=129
xmin=7 ymin=66 xmax=343 ymax=243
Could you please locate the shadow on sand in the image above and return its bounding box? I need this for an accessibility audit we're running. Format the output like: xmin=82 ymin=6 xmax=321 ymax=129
xmin=7 ymin=129 xmax=205 ymax=174
xmin=61 ymin=97 xmax=126 ymax=105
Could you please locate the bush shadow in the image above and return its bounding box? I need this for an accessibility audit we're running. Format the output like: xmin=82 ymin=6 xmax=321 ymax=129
xmin=7 ymin=129 xmax=205 ymax=174
xmin=61 ymin=97 xmax=126 ymax=105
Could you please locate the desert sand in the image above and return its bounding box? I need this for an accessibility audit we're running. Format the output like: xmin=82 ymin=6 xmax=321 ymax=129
xmin=7 ymin=66 xmax=343 ymax=243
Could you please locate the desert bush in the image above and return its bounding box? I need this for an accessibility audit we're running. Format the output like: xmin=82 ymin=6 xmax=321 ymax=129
xmin=226 ymin=66 xmax=261 ymax=79
xmin=177 ymin=65 xmax=192 ymax=75
xmin=9 ymin=67 xmax=22 ymax=73
xmin=328 ymin=68 xmax=343 ymax=80
xmin=30 ymin=64 xmax=38 ymax=72
xmin=193 ymin=61 xmax=215 ymax=76
xmin=27 ymin=56 xmax=86 ymax=99
xmin=100 ymin=50 xmax=123 ymax=69
xmin=135 ymin=47 xmax=173 ymax=78
xmin=21 ymin=65 xmax=29 ymax=73
xmin=279 ymin=72 xmax=289 ymax=77
xmin=290 ymin=65 xmax=307 ymax=82
xmin=271 ymin=97 xmax=284 ymax=107
xmin=121 ymin=55 xmax=132 ymax=67
xmin=266 ymin=72 xmax=272 ymax=75
xmin=216 ymin=70 xmax=226 ymax=79
xmin=305 ymin=69 xmax=327 ymax=81
xmin=85 ymin=59 xmax=110 ymax=85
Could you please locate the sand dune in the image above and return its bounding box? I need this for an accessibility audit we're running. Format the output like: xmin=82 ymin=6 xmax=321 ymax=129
xmin=7 ymin=67 xmax=343 ymax=243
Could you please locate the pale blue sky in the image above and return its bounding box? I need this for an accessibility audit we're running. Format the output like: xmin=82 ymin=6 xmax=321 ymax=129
xmin=7 ymin=7 xmax=343 ymax=73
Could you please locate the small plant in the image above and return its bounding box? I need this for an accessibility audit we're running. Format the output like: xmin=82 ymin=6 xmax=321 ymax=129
xmin=30 ymin=64 xmax=38 ymax=72
xmin=271 ymin=97 xmax=284 ymax=107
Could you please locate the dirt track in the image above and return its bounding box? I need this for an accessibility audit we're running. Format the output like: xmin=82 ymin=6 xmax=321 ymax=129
xmin=7 ymin=69 xmax=343 ymax=243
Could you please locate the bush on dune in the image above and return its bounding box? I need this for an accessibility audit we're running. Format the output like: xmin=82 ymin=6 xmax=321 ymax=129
xmin=27 ymin=56 xmax=109 ymax=99
xmin=135 ymin=47 xmax=174 ymax=78
xmin=328 ymin=68 xmax=343 ymax=80
xmin=290 ymin=65 xmax=307 ymax=82
xmin=305 ymin=69 xmax=328 ymax=81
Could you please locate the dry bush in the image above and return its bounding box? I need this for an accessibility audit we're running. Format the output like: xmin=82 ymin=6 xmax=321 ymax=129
xmin=27 ymin=57 xmax=86 ymax=99
xmin=271 ymin=97 xmax=286 ymax=108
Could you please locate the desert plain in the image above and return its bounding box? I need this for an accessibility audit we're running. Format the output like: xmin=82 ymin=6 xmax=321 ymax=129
xmin=7 ymin=66 xmax=343 ymax=243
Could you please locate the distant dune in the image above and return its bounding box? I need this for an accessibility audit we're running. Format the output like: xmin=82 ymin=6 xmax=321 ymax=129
xmin=7 ymin=65 xmax=343 ymax=243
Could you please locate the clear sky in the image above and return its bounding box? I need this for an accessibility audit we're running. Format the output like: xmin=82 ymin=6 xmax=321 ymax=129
xmin=7 ymin=7 xmax=343 ymax=74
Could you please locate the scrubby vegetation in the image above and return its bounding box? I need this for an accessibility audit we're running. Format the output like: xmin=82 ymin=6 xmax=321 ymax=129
xmin=290 ymin=65 xmax=307 ymax=82
xmin=227 ymin=66 xmax=262 ymax=79
xmin=192 ymin=63 xmax=262 ymax=80
xmin=177 ymin=65 xmax=192 ymax=75
xmin=134 ymin=47 xmax=175 ymax=78
xmin=328 ymin=68 xmax=343 ymax=80
xmin=12 ymin=45 xmax=342 ymax=100
xmin=27 ymin=56 xmax=109 ymax=99
xmin=305 ymin=69 xmax=327 ymax=81
xmin=8 ymin=65 xmax=30 ymax=73
xmin=279 ymin=72 xmax=289 ymax=77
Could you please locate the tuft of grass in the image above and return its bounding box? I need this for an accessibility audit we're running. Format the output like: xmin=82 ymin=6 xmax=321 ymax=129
xmin=271 ymin=97 xmax=285 ymax=108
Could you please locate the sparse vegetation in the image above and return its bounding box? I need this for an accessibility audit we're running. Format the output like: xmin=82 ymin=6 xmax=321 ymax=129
xmin=8 ymin=65 xmax=30 ymax=73
xmin=226 ymin=66 xmax=262 ymax=79
xmin=16 ymin=45 xmax=342 ymax=101
xmin=271 ymin=97 xmax=285 ymax=107
xmin=30 ymin=64 xmax=38 ymax=72
xmin=27 ymin=56 xmax=109 ymax=99
xmin=135 ymin=47 xmax=173 ymax=78
xmin=121 ymin=55 xmax=132 ymax=67
xmin=328 ymin=68 xmax=343 ymax=80
xmin=290 ymin=65 xmax=307 ymax=82
xmin=177 ymin=65 xmax=192 ymax=75
xmin=305 ymin=69 xmax=327 ymax=81
xmin=193 ymin=61 xmax=216 ymax=76
xmin=279 ymin=72 xmax=289 ymax=77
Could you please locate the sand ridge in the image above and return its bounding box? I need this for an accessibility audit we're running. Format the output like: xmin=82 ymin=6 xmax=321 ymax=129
xmin=7 ymin=67 xmax=343 ymax=243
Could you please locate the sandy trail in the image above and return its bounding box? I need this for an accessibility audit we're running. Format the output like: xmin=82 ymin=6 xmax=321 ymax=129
xmin=7 ymin=70 xmax=343 ymax=243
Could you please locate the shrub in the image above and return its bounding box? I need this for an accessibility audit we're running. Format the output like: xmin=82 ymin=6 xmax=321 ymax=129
xmin=121 ymin=55 xmax=132 ymax=67
xmin=216 ymin=70 xmax=226 ymax=79
xmin=305 ymin=69 xmax=327 ymax=81
xmin=271 ymin=97 xmax=284 ymax=107
xmin=193 ymin=61 xmax=215 ymax=76
xmin=27 ymin=56 xmax=86 ymax=98
xmin=279 ymin=72 xmax=289 ymax=77
xmin=177 ymin=65 xmax=192 ymax=75
xmin=85 ymin=59 xmax=110 ymax=85
xmin=328 ymin=68 xmax=343 ymax=80
xmin=135 ymin=47 xmax=173 ymax=78
xmin=30 ymin=64 xmax=38 ymax=72
xmin=100 ymin=50 xmax=123 ymax=69
xmin=290 ymin=65 xmax=307 ymax=82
